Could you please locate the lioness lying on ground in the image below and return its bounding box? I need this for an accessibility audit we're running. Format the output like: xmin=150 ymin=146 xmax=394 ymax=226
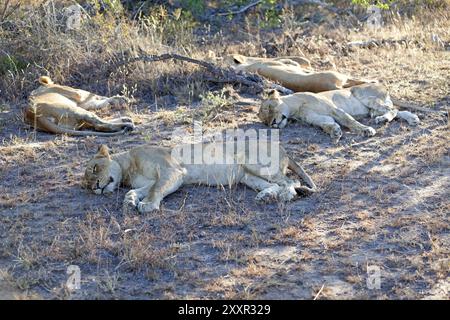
xmin=84 ymin=143 xmax=317 ymax=213
xmin=25 ymin=76 xmax=135 ymax=136
xmin=226 ymin=54 xmax=374 ymax=93
xmin=258 ymin=84 xmax=420 ymax=142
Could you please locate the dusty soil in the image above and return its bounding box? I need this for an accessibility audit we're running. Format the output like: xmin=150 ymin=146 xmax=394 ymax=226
xmin=0 ymin=86 xmax=448 ymax=299
xmin=0 ymin=6 xmax=449 ymax=300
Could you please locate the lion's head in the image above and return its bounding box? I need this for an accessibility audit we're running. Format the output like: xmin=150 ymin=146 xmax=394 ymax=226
xmin=351 ymin=83 xmax=393 ymax=114
xmin=224 ymin=54 xmax=248 ymax=70
xmin=258 ymin=90 xmax=289 ymax=128
xmin=84 ymin=145 xmax=122 ymax=195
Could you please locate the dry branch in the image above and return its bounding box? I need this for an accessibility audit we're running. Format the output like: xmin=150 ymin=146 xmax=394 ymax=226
xmin=347 ymin=38 xmax=422 ymax=49
xmin=215 ymin=0 xmax=262 ymax=16
xmin=213 ymin=0 xmax=338 ymax=17
xmin=289 ymin=0 xmax=339 ymax=13
xmin=116 ymin=53 xmax=293 ymax=95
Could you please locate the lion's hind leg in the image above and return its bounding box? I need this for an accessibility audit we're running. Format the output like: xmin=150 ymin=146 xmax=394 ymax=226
xmin=109 ymin=117 xmax=134 ymax=124
xmin=80 ymin=111 xmax=134 ymax=133
xmin=31 ymin=116 xmax=130 ymax=136
xmin=241 ymin=174 xmax=282 ymax=203
xmin=366 ymin=99 xmax=398 ymax=125
xmin=47 ymin=84 xmax=83 ymax=102
xmin=81 ymin=95 xmax=129 ymax=110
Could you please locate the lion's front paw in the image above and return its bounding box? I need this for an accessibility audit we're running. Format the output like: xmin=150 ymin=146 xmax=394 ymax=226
xmin=255 ymin=185 xmax=281 ymax=203
xmin=295 ymin=185 xmax=316 ymax=196
xmin=122 ymin=122 xmax=135 ymax=132
xmin=406 ymin=115 xmax=420 ymax=126
xmin=137 ymin=202 xmax=160 ymax=214
xmin=120 ymin=117 xmax=133 ymax=123
xmin=123 ymin=191 xmax=139 ymax=213
xmin=375 ymin=115 xmax=388 ymax=125
xmin=361 ymin=126 xmax=376 ymax=137
xmin=278 ymin=186 xmax=297 ymax=202
xmin=330 ymin=126 xmax=342 ymax=143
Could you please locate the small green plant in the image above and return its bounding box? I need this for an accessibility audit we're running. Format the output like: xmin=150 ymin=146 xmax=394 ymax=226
xmin=260 ymin=0 xmax=282 ymax=28
xmin=143 ymin=132 xmax=152 ymax=142
xmin=183 ymin=0 xmax=206 ymax=16
xmin=89 ymin=0 xmax=124 ymax=15
xmin=0 ymin=55 xmax=27 ymax=76
xmin=198 ymin=89 xmax=233 ymax=121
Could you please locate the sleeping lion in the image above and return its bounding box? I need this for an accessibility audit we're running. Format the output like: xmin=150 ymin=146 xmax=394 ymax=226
xmin=258 ymin=84 xmax=420 ymax=142
xmin=84 ymin=142 xmax=317 ymax=213
xmin=25 ymin=76 xmax=135 ymax=136
xmin=226 ymin=54 xmax=374 ymax=93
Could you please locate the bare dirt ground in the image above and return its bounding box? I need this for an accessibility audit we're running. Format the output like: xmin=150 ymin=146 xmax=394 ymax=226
xmin=0 ymin=3 xmax=449 ymax=300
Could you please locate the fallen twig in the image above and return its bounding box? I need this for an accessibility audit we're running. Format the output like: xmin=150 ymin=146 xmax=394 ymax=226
xmin=211 ymin=0 xmax=340 ymax=21
xmin=290 ymin=0 xmax=339 ymax=13
xmin=118 ymin=53 xmax=216 ymax=72
xmin=215 ymin=0 xmax=262 ymax=16
xmin=116 ymin=53 xmax=293 ymax=95
xmin=347 ymin=38 xmax=422 ymax=49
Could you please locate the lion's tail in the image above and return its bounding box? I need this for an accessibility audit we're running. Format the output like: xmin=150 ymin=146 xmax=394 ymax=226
xmin=343 ymin=77 xmax=378 ymax=88
xmin=39 ymin=76 xmax=54 ymax=86
xmin=288 ymin=158 xmax=317 ymax=194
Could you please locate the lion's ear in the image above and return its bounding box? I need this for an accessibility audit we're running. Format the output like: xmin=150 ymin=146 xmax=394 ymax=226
xmin=39 ymin=76 xmax=53 ymax=85
xmin=96 ymin=145 xmax=110 ymax=159
xmin=232 ymin=54 xmax=245 ymax=65
xmin=267 ymin=89 xmax=280 ymax=100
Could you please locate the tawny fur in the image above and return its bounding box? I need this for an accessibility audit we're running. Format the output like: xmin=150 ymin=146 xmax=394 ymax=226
xmin=258 ymin=83 xmax=420 ymax=142
xmin=84 ymin=143 xmax=317 ymax=214
xmin=25 ymin=76 xmax=135 ymax=136
xmin=225 ymin=54 xmax=375 ymax=93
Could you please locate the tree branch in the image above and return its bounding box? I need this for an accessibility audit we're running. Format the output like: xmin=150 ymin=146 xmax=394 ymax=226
xmin=115 ymin=53 xmax=293 ymax=95
xmin=215 ymin=0 xmax=262 ymax=16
